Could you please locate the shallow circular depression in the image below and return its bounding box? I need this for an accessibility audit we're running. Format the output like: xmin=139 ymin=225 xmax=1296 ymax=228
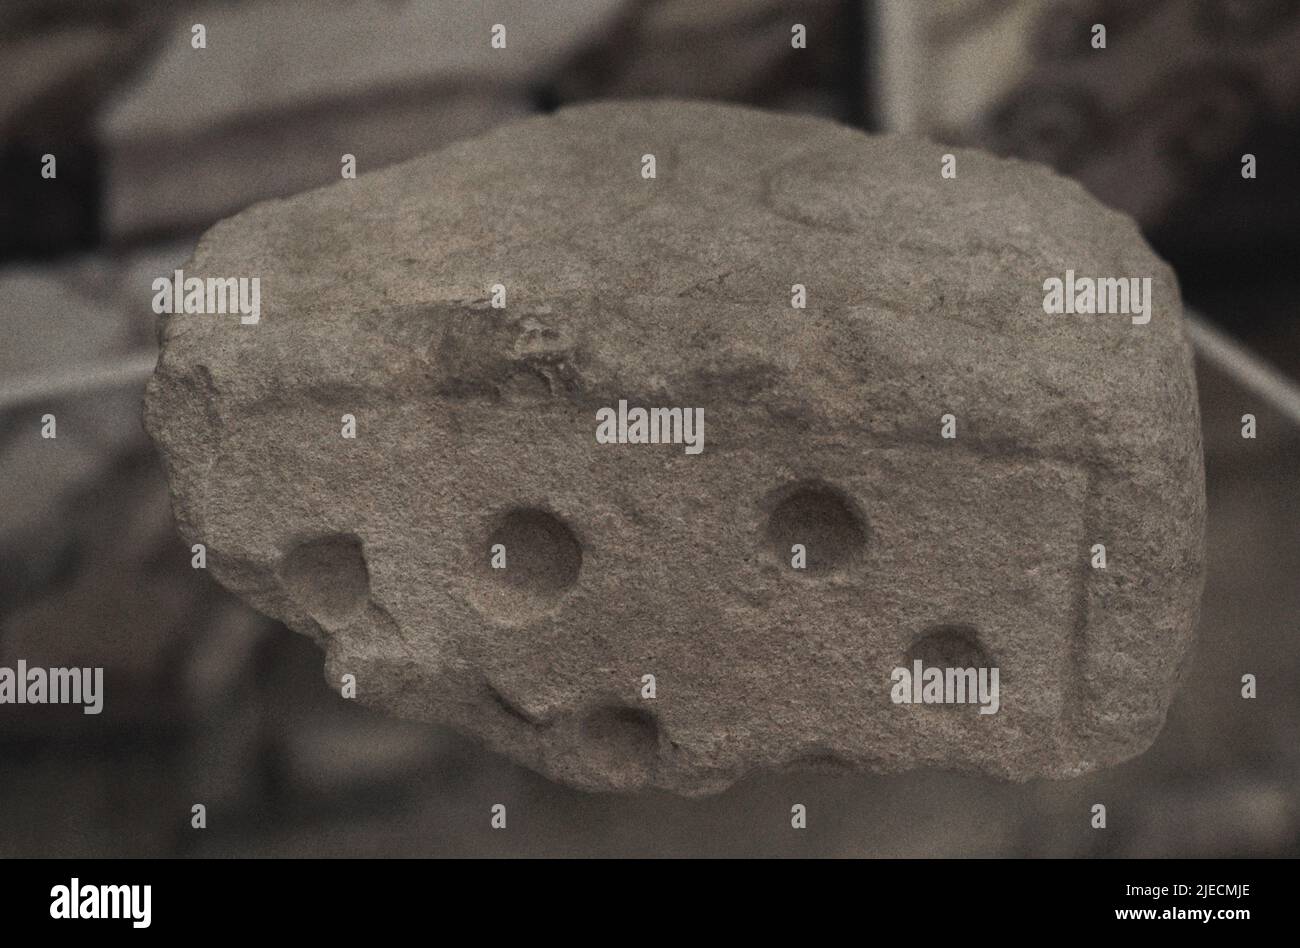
xmin=579 ymin=705 xmax=661 ymax=788
xmin=903 ymin=624 xmax=995 ymax=713
xmin=904 ymin=624 xmax=990 ymax=669
xmin=765 ymin=480 xmax=868 ymax=574
xmin=484 ymin=507 xmax=583 ymax=600
xmin=278 ymin=532 xmax=370 ymax=622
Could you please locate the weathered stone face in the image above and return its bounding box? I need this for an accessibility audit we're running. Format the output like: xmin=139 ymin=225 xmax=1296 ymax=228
xmin=144 ymin=100 xmax=1205 ymax=795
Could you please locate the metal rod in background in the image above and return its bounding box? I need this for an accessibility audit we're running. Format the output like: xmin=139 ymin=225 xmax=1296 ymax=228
xmin=1184 ymin=311 xmax=1300 ymax=427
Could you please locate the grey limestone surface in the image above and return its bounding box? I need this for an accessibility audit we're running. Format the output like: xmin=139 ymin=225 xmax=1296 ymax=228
xmin=144 ymin=101 xmax=1205 ymax=795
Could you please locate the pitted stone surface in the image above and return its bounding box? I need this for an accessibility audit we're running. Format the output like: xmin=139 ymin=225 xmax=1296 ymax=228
xmin=144 ymin=101 xmax=1205 ymax=795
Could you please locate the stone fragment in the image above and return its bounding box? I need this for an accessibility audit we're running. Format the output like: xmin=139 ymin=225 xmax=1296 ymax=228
xmin=145 ymin=100 xmax=1205 ymax=795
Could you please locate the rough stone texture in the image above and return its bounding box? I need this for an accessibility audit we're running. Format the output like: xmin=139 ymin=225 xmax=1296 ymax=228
xmin=972 ymin=0 xmax=1300 ymax=230
xmin=144 ymin=100 xmax=1205 ymax=795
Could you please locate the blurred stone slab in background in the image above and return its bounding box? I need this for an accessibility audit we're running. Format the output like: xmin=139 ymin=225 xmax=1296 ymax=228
xmin=0 ymin=268 xmax=141 ymax=391
xmin=1 ymin=282 xmax=1296 ymax=854
xmin=98 ymin=0 xmax=631 ymax=241
xmin=872 ymin=0 xmax=1039 ymax=136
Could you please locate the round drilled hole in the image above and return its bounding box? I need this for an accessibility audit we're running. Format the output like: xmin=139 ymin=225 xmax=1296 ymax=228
xmin=279 ymin=533 xmax=370 ymax=622
xmin=486 ymin=507 xmax=582 ymax=598
xmin=903 ymin=625 xmax=994 ymax=713
xmin=766 ymin=481 xmax=867 ymax=574
xmin=580 ymin=705 xmax=660 ymax=788
xmin=904 ymin=624 xmax=990 ymax=669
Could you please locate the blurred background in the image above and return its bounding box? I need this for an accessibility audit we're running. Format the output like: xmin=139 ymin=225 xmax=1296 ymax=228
xmin=1 ymin=0 xmax=1298 ymax=857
